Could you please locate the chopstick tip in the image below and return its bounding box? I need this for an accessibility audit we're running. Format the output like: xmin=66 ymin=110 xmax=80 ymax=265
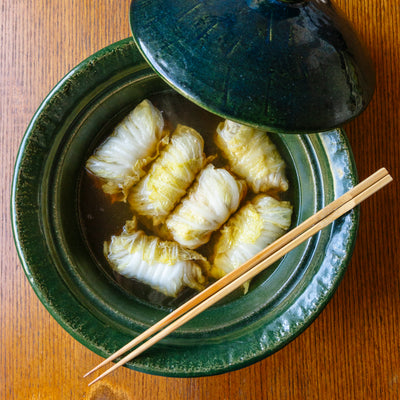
xmin=87 ymin=377 xmax=98 ymax=387
xmin=84 ymin=358 xmax=114 ymax=378
xmin=83 ymin=366 xmax=101 ymax=378
xmin=87 ymin=371 xmax=109 ymax=387
xmin=88 ymin=372 xmax=109 ymax=386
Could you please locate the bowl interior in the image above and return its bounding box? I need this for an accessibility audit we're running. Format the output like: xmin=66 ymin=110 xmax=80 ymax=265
xmin=12 ymin=38 xmax=358 ymax=377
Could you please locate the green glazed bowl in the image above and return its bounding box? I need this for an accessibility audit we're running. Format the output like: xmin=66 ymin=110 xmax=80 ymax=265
xmin=11 ymin=38 xmax=358 ymax=377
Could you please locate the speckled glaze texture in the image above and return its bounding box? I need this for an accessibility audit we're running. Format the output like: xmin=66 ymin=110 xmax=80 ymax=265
xmin=12 ymin=38 xmax=359 ymax=377
xmin=130 ymin=0 xmax=375 ymax=133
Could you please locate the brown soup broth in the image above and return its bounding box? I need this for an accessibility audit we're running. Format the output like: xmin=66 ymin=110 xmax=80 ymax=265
xmin=78 ymin=91 xmax=292 ymax=309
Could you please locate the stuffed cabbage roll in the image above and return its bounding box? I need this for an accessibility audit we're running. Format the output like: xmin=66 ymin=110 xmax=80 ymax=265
xmin=215 ymin=119 xmax=288 ymax=193
xmin=86 ymin=99 xmax=167 ymax=198
xmin=128 ymin=125 xmax=207 ymax=225
xmin=166 ymin=164 xmax=247 ymax=249
xmin=105 ymin=218 xmax=209 ymax=297
xmin=210 ymin=195 xmax=292 ymax=291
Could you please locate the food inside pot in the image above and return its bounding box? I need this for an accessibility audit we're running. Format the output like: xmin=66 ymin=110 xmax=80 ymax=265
xmin=80 ymin=93 xmax=292 ymax=306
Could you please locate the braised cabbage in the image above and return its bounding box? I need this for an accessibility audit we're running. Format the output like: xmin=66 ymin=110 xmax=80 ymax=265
xmin=166 ymin=164 xmax=247 ymax=249
xmin=210 ymin=195 xmax=292 ymax=290
xmin=215 ymin=120 xmax=288 ymax=193
xmin=86 ymin=99 xmax=167 ymax=198
xmin=105 ymin=218 xmax=209 ymax=297
xmin=128 ymin=125 xmax=207 ymax=225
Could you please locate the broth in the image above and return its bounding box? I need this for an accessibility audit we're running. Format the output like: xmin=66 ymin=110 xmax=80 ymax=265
xmin=79 ymin=90 xmax=291 ymax=309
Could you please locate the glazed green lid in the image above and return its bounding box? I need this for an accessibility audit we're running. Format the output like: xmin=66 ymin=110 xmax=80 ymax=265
xmin=130 ymin=0 xmax=375 ymax=133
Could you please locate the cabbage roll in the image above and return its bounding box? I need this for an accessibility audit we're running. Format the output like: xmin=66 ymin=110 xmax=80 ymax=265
xmin=166 ymin=164 xmax=247 ymax=249
xmin=105 ymin=218 xmax=209 ymax=297
xmin=128 ymin=125 xmax=207 ymax=225
xmin=86 ymin=99 xmax=167 ymax=198
xmin=215 ymin=120 xmax=288 ymax=193
xmin=210 ymin=195 xmax=292 ymax=290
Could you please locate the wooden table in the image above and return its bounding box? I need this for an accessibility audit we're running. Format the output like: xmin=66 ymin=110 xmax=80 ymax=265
xmin=2 ymin=1 xmax=399 ymax=399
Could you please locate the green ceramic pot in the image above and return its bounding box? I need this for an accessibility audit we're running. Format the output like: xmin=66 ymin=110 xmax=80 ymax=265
xmin=11 ymin=38 xmax=358 ymax=377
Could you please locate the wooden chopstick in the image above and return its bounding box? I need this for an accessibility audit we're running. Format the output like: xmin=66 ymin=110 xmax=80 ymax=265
xmin=86 ymin=168 xmax=392 ymax=385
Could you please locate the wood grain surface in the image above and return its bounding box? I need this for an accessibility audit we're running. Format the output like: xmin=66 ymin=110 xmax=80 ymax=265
xmin=1 ymin=1 xmax=399 ymax=399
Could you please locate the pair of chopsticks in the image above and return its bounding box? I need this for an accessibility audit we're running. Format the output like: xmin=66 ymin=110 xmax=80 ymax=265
xmin=85 ymin=168 xmax=392 ymax=385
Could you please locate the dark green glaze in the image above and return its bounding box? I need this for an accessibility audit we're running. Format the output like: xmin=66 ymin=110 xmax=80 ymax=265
xmin=130 ymin=0 xmax=375 ymax=133
xmin=11 ymin=38 xmax=359 ymax=377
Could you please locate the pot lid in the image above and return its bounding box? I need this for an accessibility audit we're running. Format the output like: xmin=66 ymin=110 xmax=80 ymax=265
xmin=129 ymin=0 xmax=375 ymax=133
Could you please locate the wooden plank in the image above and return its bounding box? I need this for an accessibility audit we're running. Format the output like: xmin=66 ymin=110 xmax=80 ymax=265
xmin=1 ymin=1 xmax=399 ymax=399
